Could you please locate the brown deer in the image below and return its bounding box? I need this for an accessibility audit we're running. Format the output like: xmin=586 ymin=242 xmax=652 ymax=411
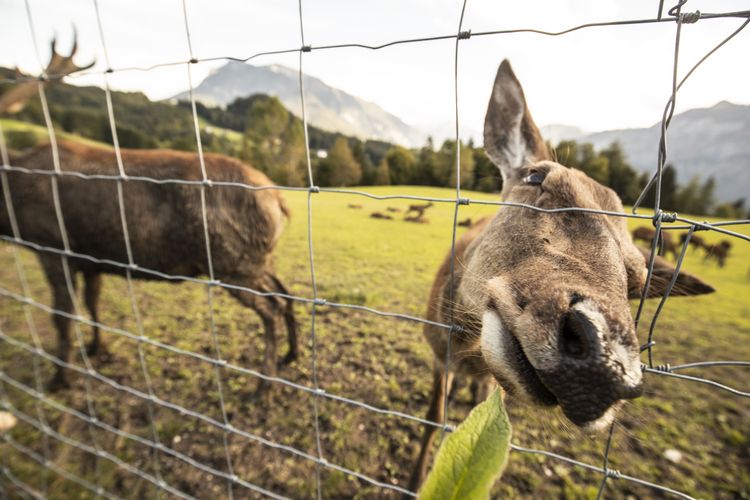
xmin=0 ymin=37 xmax=297 ymax=391
xmin=370 ymin=212 xmax=393 ymax=220
xmin=408 ymin=60 xmax=714 ymax=491
xmin=703 ymin=240 xmax=731 ymax=267
xmin=404 ymin=215 xmax=429 ymax=224
xmin=457 ymin=217 xmax=473 ymax=227
xmin=632 ymin=226 xmax=679 ymax=260
xmin=679 ymin=232 xmax=707 ymax=252
xmin=404 ymin=202 xmax=433 ymax=219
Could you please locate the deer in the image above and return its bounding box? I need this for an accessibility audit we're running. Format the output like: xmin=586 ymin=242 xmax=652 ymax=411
xmin=457 ymin=217 xmax=473 ymax=228
xmin=404 ymin=202 xmax=433 ymax=219
xmin=632 ymin=226 xmax=679 ymax=260
xmin=369 ymin=211 xmax=393 ymax=220
xmin=703 ymin=240 xmax=731 ymax=268
xmin=408 ymin=60 xmax=715 ymax=491
xmin=679 ymin=232 xmax=707 ymax=252
xmin=0 ymin=36 xmax=297 ymax=391
xmin=404 ymin=215 xmax=429 ymax=224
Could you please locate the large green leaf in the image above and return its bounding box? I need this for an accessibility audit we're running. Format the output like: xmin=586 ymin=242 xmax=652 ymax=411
xmin=419 ymin=389 xmax=512 ymax=500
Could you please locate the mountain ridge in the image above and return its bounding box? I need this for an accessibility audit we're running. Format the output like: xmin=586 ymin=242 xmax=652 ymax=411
xmin=555 ymin=101 xmax=749 ymax=204
xmin=171 ymin=61 xmax=426 ymax=147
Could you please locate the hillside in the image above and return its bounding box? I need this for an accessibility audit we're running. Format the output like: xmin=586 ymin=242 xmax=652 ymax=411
xmin=170 ymin=61 xmax=426 ymax=147
xmin=577 ymin=101 xmax=750 ymax=203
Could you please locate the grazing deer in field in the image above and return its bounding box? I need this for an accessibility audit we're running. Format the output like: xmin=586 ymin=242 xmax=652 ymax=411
xmin=408 ymin=60 xmax=714 ymax=491
xmin=0 ymin=37 xmax=297 ymax=391
xmin=679 ymin=232 xmax=707 ymax=252
xmin=632 ymin=226 xmax=679 ymax=260
xmin=703 ymin=240 xmax=731 ymax=268
xmin=404 ymin=202 xmax=433 ymax=219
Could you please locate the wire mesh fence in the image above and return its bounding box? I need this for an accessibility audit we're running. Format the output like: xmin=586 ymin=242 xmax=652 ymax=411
xmin=0 ymin=0 xmax=748 ymax=498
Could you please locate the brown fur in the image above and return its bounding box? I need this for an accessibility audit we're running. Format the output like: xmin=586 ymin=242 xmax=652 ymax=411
xmin=408 ymin=60 xmax=714 ymax=492
xmin=1 ymin=141 xmax=297 ymax=390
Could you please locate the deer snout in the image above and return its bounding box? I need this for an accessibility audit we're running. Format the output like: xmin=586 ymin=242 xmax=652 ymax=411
xmin=537 ymin=299 xmax=644 ymax=427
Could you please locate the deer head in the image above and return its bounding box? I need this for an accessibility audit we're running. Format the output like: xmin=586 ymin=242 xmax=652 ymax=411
xmin=463 ymin=60 xmax=713 ymax=430
xmin=0 ymin=30 xmax=94 ymax=114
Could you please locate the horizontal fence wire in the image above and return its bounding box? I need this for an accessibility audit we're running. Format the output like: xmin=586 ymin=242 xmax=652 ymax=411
xmin=0 ymin=0 xmax=748 ymax=498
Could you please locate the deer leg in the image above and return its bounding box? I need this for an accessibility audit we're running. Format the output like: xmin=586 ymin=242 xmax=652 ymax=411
xmin=83 ymin=272 xmax=107 ymax=358
xmin=267 ymin=274 xmax=298 ymax=367
xmin=38 ymin=256 xmax=76 ymax=391
xmin=227 ymin=283 xmax=280 ymax=391
xmin=407 ymin=367 xmax=454 ymax=494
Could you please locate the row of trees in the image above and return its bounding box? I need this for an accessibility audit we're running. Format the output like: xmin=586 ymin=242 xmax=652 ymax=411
xmin=1 ymin=70 xmax=742 ymax=218
xmin=552 ymin=140 xmax=742 ymax=217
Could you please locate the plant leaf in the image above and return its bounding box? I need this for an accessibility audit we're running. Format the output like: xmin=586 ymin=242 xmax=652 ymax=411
xmin=419 ymin=389 xmax=512 ymax=500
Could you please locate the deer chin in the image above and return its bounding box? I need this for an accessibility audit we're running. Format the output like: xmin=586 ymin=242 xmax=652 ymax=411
xmin=481 ymin=309 xmax=557 ymax=407
xmin=481 ymin=309 xmax=631 ymax=431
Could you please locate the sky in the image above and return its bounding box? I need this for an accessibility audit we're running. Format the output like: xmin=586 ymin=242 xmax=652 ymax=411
xmin=1 ymin=0 xmax=749 ymax=142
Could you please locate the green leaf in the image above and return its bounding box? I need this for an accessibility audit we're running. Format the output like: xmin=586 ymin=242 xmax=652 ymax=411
xmin=419 ymin=389 xmax=512 ymax=500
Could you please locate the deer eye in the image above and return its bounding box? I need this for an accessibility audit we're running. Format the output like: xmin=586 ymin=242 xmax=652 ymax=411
xmin=522 ymin=171 xmax=545 ymax=185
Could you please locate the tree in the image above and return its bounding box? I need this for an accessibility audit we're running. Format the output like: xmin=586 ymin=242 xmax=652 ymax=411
xmin=241 ymin=96 xmax=306 ymax=186
xmin=472 ymin=148 xmax=501 ymax=193
xmin=601 ymin=142 xmax=640 ymax=205
xmin=316 ymin=137 xmax=362 ymax=186
xmin=384 ymin=146 xmax=417 ymax=185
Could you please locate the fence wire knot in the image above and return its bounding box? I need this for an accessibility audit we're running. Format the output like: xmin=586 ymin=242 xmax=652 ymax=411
xmin=679 ymin=11 xmax=701 ymax=24
xmin=652 ymin=210 xmax=677 ymax=225
xmin=605 ymin=468 xmax=622 ymax=480
xmin=458 ymin=30 xmax=472 ymax=40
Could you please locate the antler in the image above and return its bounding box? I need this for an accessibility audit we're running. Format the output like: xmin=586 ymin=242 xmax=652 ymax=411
xmin=0 ymin=29 xmax=95 ymax=114
xmin=45 ymin=28 xmax=95 ymax=78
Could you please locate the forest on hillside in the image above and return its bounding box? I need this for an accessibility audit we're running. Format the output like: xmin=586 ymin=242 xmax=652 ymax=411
xmin=1 ymin=69 xmax=743 ymax=218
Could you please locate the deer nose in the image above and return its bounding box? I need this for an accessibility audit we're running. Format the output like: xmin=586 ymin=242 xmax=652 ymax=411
xmin=559 ymin=310 xmax=598 ymax=361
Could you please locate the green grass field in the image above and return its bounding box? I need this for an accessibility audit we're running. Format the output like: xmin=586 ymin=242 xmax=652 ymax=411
xmin=1 ymin=185 xmax=748 ymax=499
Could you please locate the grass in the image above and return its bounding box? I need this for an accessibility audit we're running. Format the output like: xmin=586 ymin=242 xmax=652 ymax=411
xmin=1 ymin=184 xmax=748 ymax=499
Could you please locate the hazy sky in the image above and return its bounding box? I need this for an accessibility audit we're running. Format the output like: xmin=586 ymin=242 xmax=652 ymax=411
xmin=1 ymin=0 xmax=748 ymax=140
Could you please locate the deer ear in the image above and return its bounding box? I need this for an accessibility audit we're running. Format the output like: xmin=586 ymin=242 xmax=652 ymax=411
xmin=483 ymin=60 xmax=550 ymax=194
xmin=627 ymin=247 xmax=715 ymax=299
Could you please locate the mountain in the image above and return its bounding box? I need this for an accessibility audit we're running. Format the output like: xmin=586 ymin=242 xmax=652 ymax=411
xmin=540 ymin=124 xmax=588 ymax=144
xmin=556 ymin=101 xmax=749 ymax=204
xmin=171 ymin=62 xmax=426 ymax=148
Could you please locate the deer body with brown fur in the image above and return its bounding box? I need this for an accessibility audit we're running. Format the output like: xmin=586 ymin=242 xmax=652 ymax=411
xmin=0 ymin=37 xmax=297 ymax=391
xmin=408 ymin=60 xmax=714 ymax=491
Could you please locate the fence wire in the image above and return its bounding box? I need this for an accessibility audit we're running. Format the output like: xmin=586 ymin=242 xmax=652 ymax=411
xmin=0 ymin=0 xmax=749 ymax=498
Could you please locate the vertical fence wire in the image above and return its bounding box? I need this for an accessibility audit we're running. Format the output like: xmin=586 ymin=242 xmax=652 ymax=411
xmin=296 ymin=1 xmax=325 ymax=498
xmin=90 ymin=0 xmax=166 ymax=491
xmin=180 ymin=1 xmax=237 ymax=498
xmin=22 ymin=1 xmax=105 ymax=493
xmin=0 ymin=120 xmax=51 ymax=498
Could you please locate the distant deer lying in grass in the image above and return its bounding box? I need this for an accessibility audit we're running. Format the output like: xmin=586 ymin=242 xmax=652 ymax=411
xmin=0 ymin=36 xmax=297 ymax=391
xmin=404 ymin=215 xmax=429 ymax=224
xmin=370 ymin=212 xmax=393 ymax=220
xmin=404 ymin=202 xmax=433 ymax=219
xmin=457 ymin=218 xmax=473 ymax=227
xmin=632 ymin=226 xmax=679 ymax=260
xmin=409 ymin=60 xmax=714 ymax=490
